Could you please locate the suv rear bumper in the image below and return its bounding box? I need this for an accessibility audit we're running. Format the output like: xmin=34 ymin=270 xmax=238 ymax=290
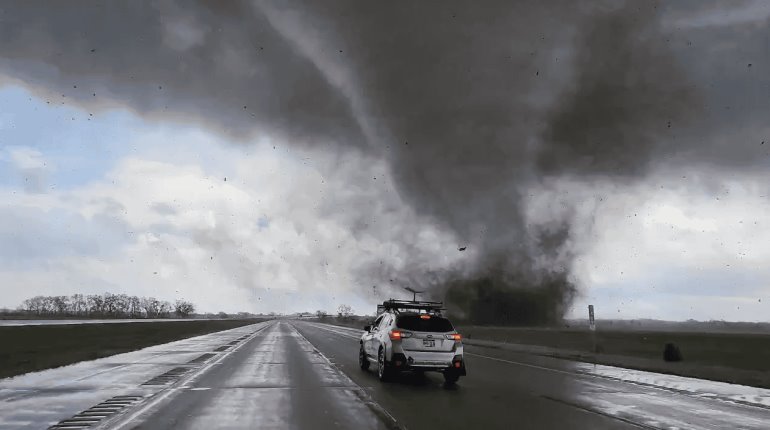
xmin=389 ymin=352 xmax=467 ymax=375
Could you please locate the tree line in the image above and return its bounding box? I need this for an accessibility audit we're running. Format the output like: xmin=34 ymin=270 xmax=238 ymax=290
xmin=17 ymin=293 xmax=196 ymax=318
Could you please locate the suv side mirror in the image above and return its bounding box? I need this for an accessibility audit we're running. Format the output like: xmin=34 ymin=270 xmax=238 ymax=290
xmin=363 ymin=325 xmax=371 ymax=332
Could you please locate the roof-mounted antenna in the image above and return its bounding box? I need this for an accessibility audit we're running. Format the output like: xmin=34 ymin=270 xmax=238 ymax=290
xmin=404 ymin=286 xmax=424 ymax=302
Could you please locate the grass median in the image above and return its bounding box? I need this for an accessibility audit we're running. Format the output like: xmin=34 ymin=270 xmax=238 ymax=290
xmin=460 ymin=326 xmax=770 ymax=371
xmin=460 ymin=326 xmax=770 ymax=388
xmin=0 ymin=319 xmax=264 ymax=379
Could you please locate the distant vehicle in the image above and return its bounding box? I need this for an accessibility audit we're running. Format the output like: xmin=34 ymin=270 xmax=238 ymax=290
xmin=359 ymin=299 xmax=466 ymax=384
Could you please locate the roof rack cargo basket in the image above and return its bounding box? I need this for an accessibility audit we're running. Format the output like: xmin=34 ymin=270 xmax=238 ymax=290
xmin=378 ymin=299 xmax=446 ymax=315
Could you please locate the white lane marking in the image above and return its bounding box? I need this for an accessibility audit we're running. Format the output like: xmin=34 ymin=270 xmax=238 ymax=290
xmin=467 ymin=352 xmax=770 ymax=412
xmin=467 ymin=351 xmax=709 ymax=387
xmin=289 ymin=322 xmax=405 ymax=429
xmin=311 ymin=329 xmax=360 ymax=340
xmin=465 ymin=352 xmax=580 ymax=376
xmin=467 ymin=352 xmax=703 ymax=388
xmin=318 ymin=324 xmax=363 ymax=334
xmin=302 ymin=322 xmax=361 ymax=340
xmin=189 ymin=387 xmax=210 ymax=391
xmin=73 ymin=362 xmax=137 ymax=382
xmin=304 ymin=321 xmax=363 ymax=333
xmin=100 ymin=320 xmax=276 ymax=430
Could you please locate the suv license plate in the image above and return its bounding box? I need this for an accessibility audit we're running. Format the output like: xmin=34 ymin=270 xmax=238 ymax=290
xmin=423 ymin=339 xmax=435 ymax=347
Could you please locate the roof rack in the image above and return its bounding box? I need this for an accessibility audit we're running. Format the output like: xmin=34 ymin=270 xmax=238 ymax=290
xmin=377 ymin=299 xmax=445 ymax=315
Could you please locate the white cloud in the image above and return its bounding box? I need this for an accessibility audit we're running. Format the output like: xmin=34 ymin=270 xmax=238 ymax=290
xmin=1 ymin=145 xmax=52 ymax=193
xmin=644 ymin=205 xmax=718 ymax=233
xmin=4 ymin=146 xmax=46 ymax=170
xmin=3 ymin=113 xmax=769 ymax=321
xmin=665 ymin=0 xmax=770 ymax=29
xmin=538 ymin=171 xmax=770 ymax=321
xmin=0 ymin=128 xmax=463 ymax=314
xmin=3 ymin=131 xmax=770 ymax=321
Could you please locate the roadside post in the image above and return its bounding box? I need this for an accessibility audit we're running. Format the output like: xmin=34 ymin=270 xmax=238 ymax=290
xmin=588 ymin=305 xmax=597 ymax=355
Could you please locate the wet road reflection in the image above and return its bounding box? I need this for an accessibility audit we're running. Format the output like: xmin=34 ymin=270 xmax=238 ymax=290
xmin=295 ymin=322 xmax=770 ymax=430
xmin=127 ymin=321 xmax=395 ymax=430
xmin=0 ymin=321 xmax=271 ymax=429
xmin=1 ymin=320 xmax=768 ymax=429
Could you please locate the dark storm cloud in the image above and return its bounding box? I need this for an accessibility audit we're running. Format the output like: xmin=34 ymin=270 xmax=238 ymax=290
xmin=539 ymin=7 xmax=697 ymax=178
xmin=0 ymin=1 xmax=365 ymax=145
xmin=1 ymin=0 xmax=763 ymax=324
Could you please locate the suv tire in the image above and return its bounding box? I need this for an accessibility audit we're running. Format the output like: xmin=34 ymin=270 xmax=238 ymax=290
xmin=377 ymin=347 xmax=391 ymax=382
xmin=444 ymin=370 xmax=460 ymax=385
xmin=359 ymin=345 xmax=370 ymax=370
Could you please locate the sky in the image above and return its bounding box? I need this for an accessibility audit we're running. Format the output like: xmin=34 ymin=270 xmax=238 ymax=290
xmin=0 ymin=85 xmax=455 ymax=315
xmin=0 ymin=1 xmax=769 ymax=321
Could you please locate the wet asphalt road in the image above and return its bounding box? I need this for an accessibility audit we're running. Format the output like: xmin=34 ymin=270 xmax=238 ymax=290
xmin=292 ymin=321 xmax=626 ymax=430
xmin=119 ymin=321 xmax=770 ymax=429
xmin=291 ymin=322 xmax=770 ymax=430
xmin=126 ymin=321 xmax=393 ymax=430
xmin=2 ymin=319 xmax=769 ymax=429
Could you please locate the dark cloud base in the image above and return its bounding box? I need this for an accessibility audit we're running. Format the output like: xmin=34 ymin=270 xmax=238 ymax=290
xmin=2 ymin=1 xmax=763 ymax=324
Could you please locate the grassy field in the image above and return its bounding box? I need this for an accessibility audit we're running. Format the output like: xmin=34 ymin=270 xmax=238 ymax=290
xmin=459 ymin=326 xmax=770 ymax=372
xmin=314 ymin=316 xmax=369 ymax=330
xmin=460 ymin=325 xmax=770 ymax=388
xmin=0 ymin=319 xmax=263 ymax=379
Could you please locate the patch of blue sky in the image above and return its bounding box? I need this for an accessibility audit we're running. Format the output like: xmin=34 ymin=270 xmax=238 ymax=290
xmin=0 ymin=85 xmax=140 ymax=190
xmin=0 ymin=83 xmax=314 ymax=194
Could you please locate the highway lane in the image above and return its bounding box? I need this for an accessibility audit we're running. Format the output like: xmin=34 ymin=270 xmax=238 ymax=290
xmin=2 ymin=319 xmax=768 ymax=429
xmin=115 ymin=321 xmax=398 ymax=429
xmin=0 ymin=321 xmax=272 ymax=429
xmin=294 ymin=321 xmax=770 ymax=430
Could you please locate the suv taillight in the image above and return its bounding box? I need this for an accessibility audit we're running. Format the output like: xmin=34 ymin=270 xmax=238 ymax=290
xmin=389 ymin=330 xmax=412 ymax=340
xmin=445 ymin=333 xmax=462 ymax=342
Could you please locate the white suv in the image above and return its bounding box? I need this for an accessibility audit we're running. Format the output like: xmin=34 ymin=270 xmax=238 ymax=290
xmin=359 ymin=301 xmax=466 ymax=384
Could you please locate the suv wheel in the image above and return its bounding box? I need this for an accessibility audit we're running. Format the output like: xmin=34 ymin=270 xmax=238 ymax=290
xmin=444 ymin=370 xmax=460 ymax=385
xmin=377 ymin=348 xmax=391 ymax=382
xmin=359 ymin=345 xmax=370 ymax=370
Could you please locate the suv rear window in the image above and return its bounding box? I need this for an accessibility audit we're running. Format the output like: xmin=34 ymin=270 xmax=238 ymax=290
xmin=396 ymin=314 xmax=454 ymax=332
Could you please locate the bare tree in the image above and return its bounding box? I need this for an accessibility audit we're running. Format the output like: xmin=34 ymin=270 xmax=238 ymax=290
xmin=103 ymin=293 xmax=119 ymax=317
xmin=52 ymin=296 xmax=69 ymax=315
xmin=70 ymin=294 xmax=87 ymax=316
xmin=16 ymin=293 xmax=201 ymax=320
xmin=140 ymin=297 xmax=160 ymax=318
xmin=174 ymin=300 xmax=195 ymax=317
xmin=128 ymin=295 xmax=141 ymax=318
xmin=337 ymin=304 xmax=353 ymax=319
xmin=113 ymin=294 xmax=130 ymax=317
xmin=22 ymin=296 xmax=45 ymax=315
xmin=157 ymin=300 xmax=173 ymax=318
xmin=87 ymin=294 xmax=105 ymax=316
